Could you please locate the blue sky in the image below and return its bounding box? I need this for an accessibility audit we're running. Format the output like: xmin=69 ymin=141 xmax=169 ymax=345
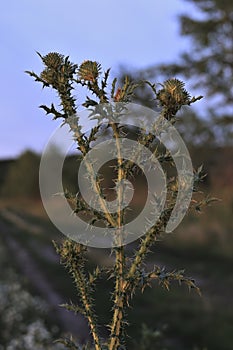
xmin=0 ymin=0 xmax=194 ymax=159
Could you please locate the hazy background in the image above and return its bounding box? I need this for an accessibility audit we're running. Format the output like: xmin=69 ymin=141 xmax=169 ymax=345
xmin=0 ymin=0 xmax=195 ymax=159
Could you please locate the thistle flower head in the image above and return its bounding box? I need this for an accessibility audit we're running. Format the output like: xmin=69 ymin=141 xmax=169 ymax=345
xmin=78 ymin=60 xmax=101 ymax=82
xmin=38 ymin=52 xmax=76 ymax=90
xmin=157 ymin=78 xmax=191 ymax=106
xmin=41 ymin=52 xmax=64 ymax=69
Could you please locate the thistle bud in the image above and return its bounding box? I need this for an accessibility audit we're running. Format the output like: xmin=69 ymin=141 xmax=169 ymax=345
xmin=78 ymin=60 xmax=101 ymax=82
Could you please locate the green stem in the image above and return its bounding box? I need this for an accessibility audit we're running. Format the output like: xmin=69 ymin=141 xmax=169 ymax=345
xmin=127 ymin=227 xmax=157 ymax=282
xmin=109 ymin=123 xmax=126 ymax=350
xmin=72 ymin=267 xmax=102 ymax=350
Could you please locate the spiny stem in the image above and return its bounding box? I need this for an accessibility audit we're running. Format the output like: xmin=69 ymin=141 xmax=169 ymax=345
xmin=65 ymin=104 xmax=117 ymax=230
xmin=109 ymin=123 xmax=126 ymax=350
xmin=127 ymin=227 xmax=158 ymax=284
xmin=72 ymin=267 xmax=102 ymax=350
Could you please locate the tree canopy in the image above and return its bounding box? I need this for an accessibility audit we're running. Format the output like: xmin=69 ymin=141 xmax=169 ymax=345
xmin=151 ymin=0 xmax=232 ymax=106
xmin=132 ymin=0 xmax=233 ymax=144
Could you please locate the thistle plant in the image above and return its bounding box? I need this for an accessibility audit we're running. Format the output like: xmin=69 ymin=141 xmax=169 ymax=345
xmin=26 ymin=52 xmax=211 ymax=350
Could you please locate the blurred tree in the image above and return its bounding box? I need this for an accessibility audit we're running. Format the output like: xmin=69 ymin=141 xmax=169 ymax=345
xmin=0 ymin=159 xmax=14 ymax=187
xmin=175 ymin=109 xmax=215 ymax=146
xmin=132 ymin=0 xmax=233 ymax=145
xmin=1 ymin=150 xmax=40 ymax=198
xmin=158 ymin=0 xmax=232 ymax=106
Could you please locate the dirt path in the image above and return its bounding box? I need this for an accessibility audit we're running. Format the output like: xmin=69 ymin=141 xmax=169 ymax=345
xmin=0 ymin=214 xmax=90 ymax=345
xmin=1 ymin=208 xmax=43 ymax=234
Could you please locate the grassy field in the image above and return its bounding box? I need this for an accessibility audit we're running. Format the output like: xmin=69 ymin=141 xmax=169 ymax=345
xmin=0 ymin=196 xmax=232 ymax=349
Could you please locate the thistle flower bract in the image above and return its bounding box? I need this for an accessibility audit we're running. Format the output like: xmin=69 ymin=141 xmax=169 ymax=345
xmin=78 ymin=60 xmax=101 ymax=82
xmin=157 ymin=78 xmax=191 ymax=106
xmin=42 ymin=52 xmax=64 ymax=69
